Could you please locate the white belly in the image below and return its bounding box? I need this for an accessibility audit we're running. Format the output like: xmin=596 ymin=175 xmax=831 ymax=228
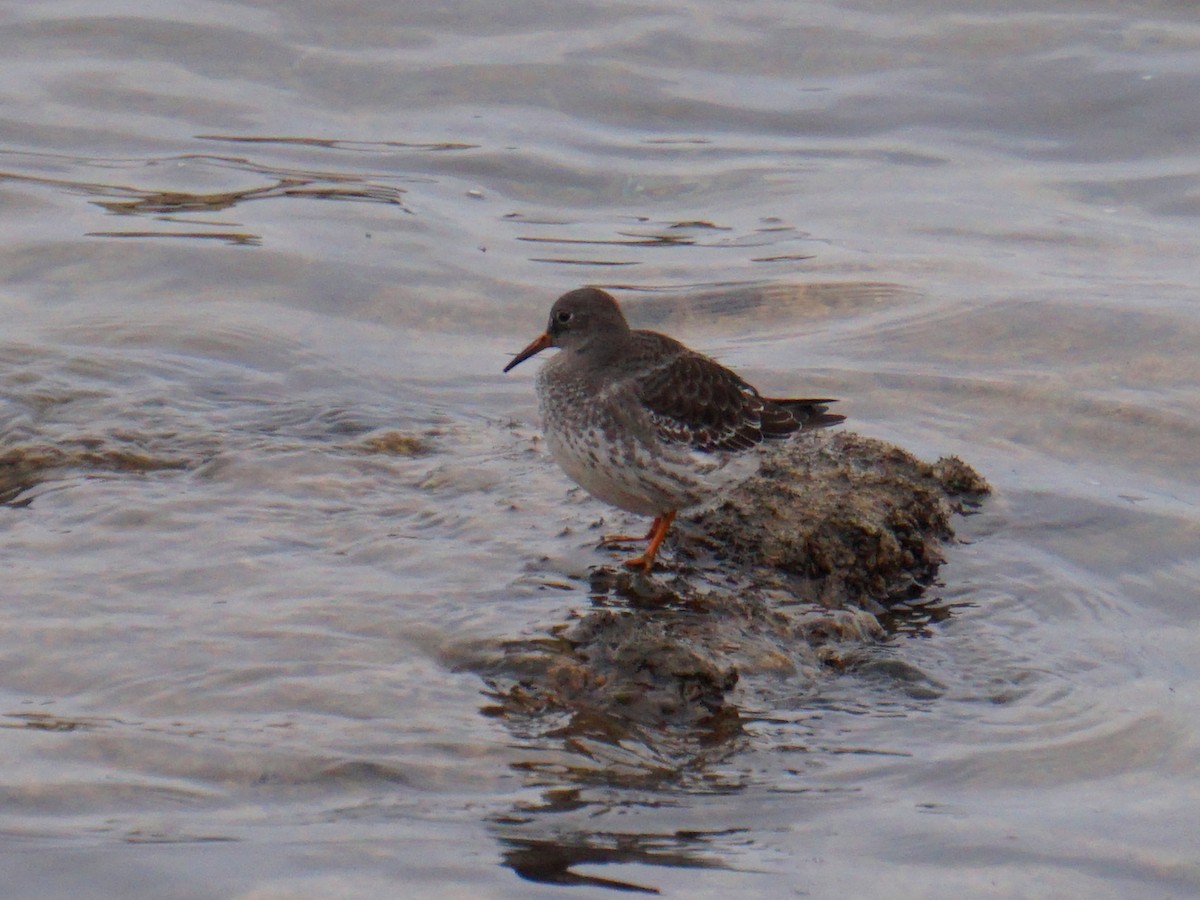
xmin=543 ymin=421 xmax=757 ymax=517
xmin=535 ymin=352 xmax=760 ymax=516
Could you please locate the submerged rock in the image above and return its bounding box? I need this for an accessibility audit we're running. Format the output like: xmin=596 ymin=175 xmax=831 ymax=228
xmin=0 ymin=442 xmax=192 ymax=505
xmin=353 ymin=430 xmax=433 ymax=457
xmin=476 ymin=431 xmax=989 ymax=758
xmin=0 ymin=428 xmax=435 ymax=505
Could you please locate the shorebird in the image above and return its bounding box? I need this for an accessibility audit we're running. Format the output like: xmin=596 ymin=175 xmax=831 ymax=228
xmin=504 ymin=287 xmax=843 ymax=570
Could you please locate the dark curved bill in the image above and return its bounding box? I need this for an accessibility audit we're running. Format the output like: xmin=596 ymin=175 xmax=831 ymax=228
xmin=502 ymin=332 xmax=552 ymax=372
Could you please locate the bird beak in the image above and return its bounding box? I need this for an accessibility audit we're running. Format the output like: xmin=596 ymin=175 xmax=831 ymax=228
xmin=503 ymin=332 xmax=552 ymax=372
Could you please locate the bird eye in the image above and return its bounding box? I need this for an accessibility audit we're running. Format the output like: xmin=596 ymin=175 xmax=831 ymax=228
xmin=554 ymin=310 xmax=573 ymax=324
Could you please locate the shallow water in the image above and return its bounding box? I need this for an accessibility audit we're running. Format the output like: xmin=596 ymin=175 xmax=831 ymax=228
xmin=2 ymin=0 xmax=1199 ymax=896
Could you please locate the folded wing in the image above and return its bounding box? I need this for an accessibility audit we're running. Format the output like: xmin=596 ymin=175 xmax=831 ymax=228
xmin=630 ymin=335 xmax=842 ymax=453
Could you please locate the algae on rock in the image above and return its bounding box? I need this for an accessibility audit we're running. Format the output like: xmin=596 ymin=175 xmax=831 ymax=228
xmin=474 ymin=431 xmax=990 ymax=761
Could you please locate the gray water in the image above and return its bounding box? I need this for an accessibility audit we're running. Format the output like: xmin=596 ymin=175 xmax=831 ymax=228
xmin=2 ymin=1 xmax=1199 ymax=897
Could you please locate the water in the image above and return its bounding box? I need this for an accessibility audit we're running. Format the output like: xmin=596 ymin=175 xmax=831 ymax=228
xmin=2 ymin=1 xmax=1199 ymax=896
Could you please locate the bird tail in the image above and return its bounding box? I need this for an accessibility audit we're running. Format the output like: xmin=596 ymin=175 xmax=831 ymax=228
xmin=763 ymin=398 xmax=845 ymax=433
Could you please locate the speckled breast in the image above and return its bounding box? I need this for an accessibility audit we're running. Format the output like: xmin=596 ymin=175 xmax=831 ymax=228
xmin=535 ymin=360 xmax=755 ymax=517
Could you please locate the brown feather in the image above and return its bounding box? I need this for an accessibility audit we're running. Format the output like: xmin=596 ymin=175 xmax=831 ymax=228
xmin=628 ymin=332 xmax=840 ymax=453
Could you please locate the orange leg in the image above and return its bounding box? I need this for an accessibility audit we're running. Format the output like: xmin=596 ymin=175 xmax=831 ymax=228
xmin=600 ymin=517 xmax=660 ymax=546
xmin=622 ymin=511 xmax=676 ymax=571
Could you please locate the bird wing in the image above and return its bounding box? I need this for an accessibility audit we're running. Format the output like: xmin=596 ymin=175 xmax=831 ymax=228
xmin=630 ymin=338 xmax=771 ymax=453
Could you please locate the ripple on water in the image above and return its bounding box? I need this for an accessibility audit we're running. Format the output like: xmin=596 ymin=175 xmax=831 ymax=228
xmin=2 ymin=1 xmax=1200 ymax=895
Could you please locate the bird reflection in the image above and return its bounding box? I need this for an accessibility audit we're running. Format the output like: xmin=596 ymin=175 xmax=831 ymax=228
xmin=499 ymin=829 xmax=733 ymax=895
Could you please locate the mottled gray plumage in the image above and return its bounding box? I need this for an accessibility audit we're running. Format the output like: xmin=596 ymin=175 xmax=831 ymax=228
xmin=504 ymin=287 xmax=843 ymax=568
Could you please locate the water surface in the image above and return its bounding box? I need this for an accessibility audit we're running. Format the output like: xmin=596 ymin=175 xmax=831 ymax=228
xmin=1 ymin=1 xmax=1199 ymax=896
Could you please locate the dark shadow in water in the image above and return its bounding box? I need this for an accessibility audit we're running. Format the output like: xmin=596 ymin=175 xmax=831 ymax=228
xmin=0 ymin=150 xmax=411 ymax=243
xmin=498 ymin=831 xmax=731 ymax=894
xmin=197 ymin=134 xmax=479 ymax=152
xmin=876 ymin=594 xmax=965 ymax=637
xmin=494 ymin=788 xmax=736 ymax=893
xmin=0 ymin=161 xmax=408 ymax=214
xmin=87 ymin=173 xmax=408 ymax=216
xmin=530 ymin=258 xmax=642 ymax=267
xmin=85 ymin=230 xmax=262 ymax=246
xmin=0 ymin=712 xmax=108 ymax=732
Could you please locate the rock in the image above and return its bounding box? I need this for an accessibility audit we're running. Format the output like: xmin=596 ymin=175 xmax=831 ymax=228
xmin=474 ymin=431 xmax=990 ymax=759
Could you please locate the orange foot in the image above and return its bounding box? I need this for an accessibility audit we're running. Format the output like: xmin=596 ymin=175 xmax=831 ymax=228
xmin=621 ymin=511 xmax=676 ymax=571
xmin=599 ymin=517 xmax=660 ymax=546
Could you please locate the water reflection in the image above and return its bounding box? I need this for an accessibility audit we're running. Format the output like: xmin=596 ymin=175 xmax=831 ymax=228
xmin=473 ymin=541 xmax=967 ymax=892
xmin=197 ymin=134 xmax=479 ymax=152
xmin=2 ymin=0 xmax=1200 ymax=894
xmin=498 ymin=830 xmax=727 ymax=894
xmin=0 ymin=149 xmax=411 ymax=246
xmin=85 ymin=230 xmax=261 ymax=246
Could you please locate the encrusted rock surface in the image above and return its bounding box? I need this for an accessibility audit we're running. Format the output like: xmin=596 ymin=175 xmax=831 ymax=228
xmin=474 ymin=432 xmax=990 ymax=753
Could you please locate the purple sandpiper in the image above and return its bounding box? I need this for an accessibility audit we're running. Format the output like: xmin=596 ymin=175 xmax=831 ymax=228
xmin=505 ymin=287 xmax=843 ymax=570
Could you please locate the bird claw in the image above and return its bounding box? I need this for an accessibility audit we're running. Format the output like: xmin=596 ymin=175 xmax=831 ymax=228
xmin=622 ymin=554 xmax=655 ymax=571
xmin=611 ymin=512 xmax=674 ymax=571
xmin=599 ymin=517 xmax=661 ymax=547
